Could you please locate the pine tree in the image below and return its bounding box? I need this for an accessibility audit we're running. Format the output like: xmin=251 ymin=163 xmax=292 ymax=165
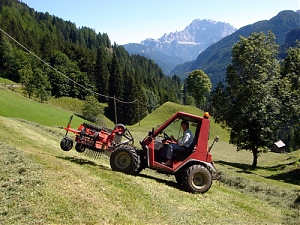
xmin=107 ymin=52 xmax=124 ymax=123
xmin=121 ymin=67 xmax=137 ymax=125
xmin=94 ymin=47 xmax=110 ymax=102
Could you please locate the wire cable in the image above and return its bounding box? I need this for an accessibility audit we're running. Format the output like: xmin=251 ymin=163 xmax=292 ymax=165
xmin=0 ymin=28 xmax=150 ymax=105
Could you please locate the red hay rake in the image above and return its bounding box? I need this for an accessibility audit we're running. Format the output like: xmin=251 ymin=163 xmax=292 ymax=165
xmin=60 ymin=115 xmax=134 ymax=157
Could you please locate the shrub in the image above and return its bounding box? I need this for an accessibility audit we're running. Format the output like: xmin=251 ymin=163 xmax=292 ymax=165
xmin=82 ymin=96 xmax=104 ymax=122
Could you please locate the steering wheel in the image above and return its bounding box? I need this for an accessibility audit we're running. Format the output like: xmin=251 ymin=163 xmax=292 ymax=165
xmin=162 ymin=132 xmax=171 ymax=141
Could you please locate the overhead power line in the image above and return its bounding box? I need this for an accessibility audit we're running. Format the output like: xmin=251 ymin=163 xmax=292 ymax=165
xmin=0 ymin=28 xmax=148 ymax=106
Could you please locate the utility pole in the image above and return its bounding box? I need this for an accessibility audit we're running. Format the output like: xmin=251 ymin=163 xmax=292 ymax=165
xmin=114 ymin=95 xmax=117 ymax=124
xmin=138 ymin=99 xmax=140 ymax=126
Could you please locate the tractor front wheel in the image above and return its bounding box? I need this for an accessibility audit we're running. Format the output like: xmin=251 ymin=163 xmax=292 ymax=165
xmin=182 ymin=164 xmax=212 ymax=193
xmin=110 ymin=145 xmax=140 ymax=175
xmin=60 ymin=137 xmax=73 ymax=151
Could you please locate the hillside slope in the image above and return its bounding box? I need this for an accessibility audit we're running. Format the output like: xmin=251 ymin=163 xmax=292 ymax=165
xmin=1 ymin=116 xmax=299 ymax=224
xmin=0 ymin=87 xmax=299 ymax=224
xmin=0 ymin=86 xmax=227 ymax=142
xmin=130 ymin=101 xmax=229 ymax=142
xmin=0 ymin=86 xmax=115 ymax=128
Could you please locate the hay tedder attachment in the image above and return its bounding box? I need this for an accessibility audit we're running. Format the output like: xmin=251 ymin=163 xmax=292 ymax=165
xmin=60 ymin=115 xmax=134 ymax=156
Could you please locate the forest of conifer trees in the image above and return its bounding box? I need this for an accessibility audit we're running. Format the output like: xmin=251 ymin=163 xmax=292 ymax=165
xmin=0 ymin=0 xmax=182 ymax=125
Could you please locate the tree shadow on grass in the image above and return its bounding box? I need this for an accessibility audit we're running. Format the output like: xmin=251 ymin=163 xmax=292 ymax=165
xmin=215 ymin=160 xmax=300 ymax=185
xmin=215 ymin=160 xmax=253 ymax=174
xmin=57 ymin=156 xmax=111 ymax=171
xmin=266 ymin=169 xmax=300 ymax=186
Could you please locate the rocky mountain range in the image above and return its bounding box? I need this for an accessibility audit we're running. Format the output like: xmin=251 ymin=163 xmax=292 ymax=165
xmin=171 ymin=10 xmax=300 ymax=88
xmin=124 ymin=19 xmax=236 ymax=74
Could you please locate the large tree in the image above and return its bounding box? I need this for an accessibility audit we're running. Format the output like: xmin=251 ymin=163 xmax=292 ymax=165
xmin=278 ymin=44 xmax=300 ymax=150
xmin=186 ymin=70 xmax=211 ymax=107
xmin=20 ymin=67 xmax=51 ymax=102
xmin=212 ymin=31 xmax=282 ymax=167
xmin=19 ymin=67 xmax=35 ymax=98
xmin=82 ymin=95 xmax=103 ymax=122
xmin=32 ymin=68 xmax=52 ymax=102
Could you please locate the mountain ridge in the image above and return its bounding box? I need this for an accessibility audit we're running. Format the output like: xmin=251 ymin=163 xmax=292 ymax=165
xmin=152 ymin=19 xmax=236 ymax=45
xmin=171 ymin=10 xmax=300 ymax=87
xmin=124 ymin=19 xmax=236 ymax=74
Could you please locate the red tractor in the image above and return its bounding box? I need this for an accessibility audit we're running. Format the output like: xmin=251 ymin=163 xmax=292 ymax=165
xmin=60 ymin=111 xmax=218 ymax=193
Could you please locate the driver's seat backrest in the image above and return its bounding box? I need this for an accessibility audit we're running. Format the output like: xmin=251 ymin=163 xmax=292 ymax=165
xmin=187 ymin=137 xmax=197 ymax=153
xmin=173 ymin=136 xmax=198 ymax=161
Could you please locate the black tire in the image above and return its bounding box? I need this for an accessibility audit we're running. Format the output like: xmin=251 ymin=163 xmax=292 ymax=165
xmin=110 ymin=145 xmax=140 ymax=175
xmin=75 ymin=143 xmax=86 ymax=153
xmin=136 ymin=150 xmax=146 ymax=174
xmin=182 ymin=164 xmax=212 ymax=193
xmin=174 ymin=170 xmax=183 ymax=185
xmin=60 ymin=137 xmax=73 ymax=151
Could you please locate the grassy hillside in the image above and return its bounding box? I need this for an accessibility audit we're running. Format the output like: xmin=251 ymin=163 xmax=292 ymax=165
xmin=0 ymin=86 xmax=228 ymax=142
xmin=0 ymin=87 xmax=82 ymax=128
xmin=0 ymin=87 xmax=114 ymax=129
xmin=0 ymin=85 xmax=299 ymax=224
xmin=0 ymin=77 xmax=16 ymax=84
xmin=131 ymin=101 xmax=229 ymax=142
xmin=0 ymin=116 xmax=299 ymax=224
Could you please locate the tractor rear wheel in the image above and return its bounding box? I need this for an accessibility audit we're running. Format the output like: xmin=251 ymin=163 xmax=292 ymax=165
xmin=110 ymin=145 xmax=140 ymax=175
xmin=182 ymin=164 xmax=212 ymax=193
xmin=60 ymin=137 xmax=73 ymax=151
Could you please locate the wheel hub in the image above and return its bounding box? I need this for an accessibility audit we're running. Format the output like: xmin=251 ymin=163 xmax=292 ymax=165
xmin=116 ymin=152 xmax=131 ymax=169
xmin=192 ymin=173 xmax=205 ymax=188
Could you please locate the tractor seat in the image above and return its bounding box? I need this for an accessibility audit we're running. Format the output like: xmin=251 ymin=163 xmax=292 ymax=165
xmin=173 ymin=139 xmax=197 ymax=161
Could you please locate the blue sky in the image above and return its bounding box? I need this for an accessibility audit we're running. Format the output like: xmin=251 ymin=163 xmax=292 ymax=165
xmin=21 ymin=0 xmax=299 ymax=45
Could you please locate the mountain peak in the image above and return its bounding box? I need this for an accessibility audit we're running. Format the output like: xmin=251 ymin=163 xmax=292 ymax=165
xmin=191 ymin=18 xmax=217 ymax=24
xmin=139 ymin=19 xmax=236 ymax=61
xmin=155 ymin=19 xmax=236 ymax=44
xmin=171 ymin=10 xmax=300 ymax=87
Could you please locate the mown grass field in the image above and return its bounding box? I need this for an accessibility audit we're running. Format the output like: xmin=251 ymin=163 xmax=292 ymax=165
xmin=0 ymin=86 xmax=299 ymax=224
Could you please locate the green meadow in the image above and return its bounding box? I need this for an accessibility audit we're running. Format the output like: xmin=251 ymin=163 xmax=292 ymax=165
xmin=0 ymin=86 xmax=299 ymax=224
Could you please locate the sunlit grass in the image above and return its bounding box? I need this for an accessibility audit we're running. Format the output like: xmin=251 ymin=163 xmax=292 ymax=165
xmin=0 ymin=83 xmax=300 ymax=224
xmin=0 ymin=116 xmax=299 ymax=224
xmin=0 ymin=88 xmax=81 ymax=128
